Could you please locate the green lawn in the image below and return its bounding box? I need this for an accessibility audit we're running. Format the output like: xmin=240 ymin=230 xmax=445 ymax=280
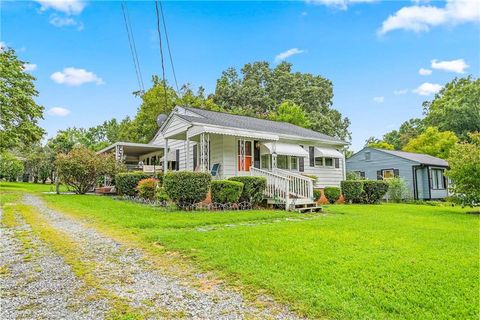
xmin=2 ymin=182 xmax=479 ymax=319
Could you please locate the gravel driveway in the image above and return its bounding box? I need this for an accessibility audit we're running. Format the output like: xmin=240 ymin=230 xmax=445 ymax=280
xmin=0 ymin=194 xmax=301 ymax=319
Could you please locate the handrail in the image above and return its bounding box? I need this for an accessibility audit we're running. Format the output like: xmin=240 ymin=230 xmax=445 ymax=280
xmin=275 ymin=168 xmax=315 ymax=181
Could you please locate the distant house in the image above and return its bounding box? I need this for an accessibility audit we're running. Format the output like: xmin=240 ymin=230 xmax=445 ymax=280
xmin=346 ymin=148 xmax=450 ymax=200
xmin=98 ymin=106 xmax=348 ymax=209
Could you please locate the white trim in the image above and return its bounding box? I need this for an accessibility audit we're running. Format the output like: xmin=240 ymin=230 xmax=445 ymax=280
xmin=96 ymin=142 xmax=164 ymax=154
xmin=188 ymin=125 xmax=279 ymax=141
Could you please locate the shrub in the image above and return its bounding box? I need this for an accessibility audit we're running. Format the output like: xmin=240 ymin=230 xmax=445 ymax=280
xmin=313 ymin=189 xmax=322 ymax=201
xmin=341 ymin=180 xmax=364 ymax=203
xmin=154 ymin=172 xmax=164 ymax=186
xmin=387 ymin=178 xmax=411 ymax=203
xmin=346 ymin=171 xmax=365 ymax=180
xmin=163 ymin=171 xmax=211 ymax=206
xmin=228 ymin=176 xmax=267 ymax=205
xmin=55 ymin=146 xmax=120 ymax=194
xmin=115 ymin=171 xmax=151 ymax=196
xmin=156 ymin=187 xmax=169 ymax=202
xmin=363 ymin=180 xmax=389 ymax=204
xmin=324 ymin=187 xmax=341 ymax=204
xmin=211 ymin=180 xmax=244 ymax=204
xmin=136 ymin=178 xmax=158 ymax=200
xmin=0 ymin=152 xmax=24 ymax=182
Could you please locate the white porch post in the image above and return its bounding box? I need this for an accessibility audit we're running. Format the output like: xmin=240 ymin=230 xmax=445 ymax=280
xmin=342 ymin=149 xmax=347 ymax=180
xmin=115 ymin=144 xmax=124 ymax=161
xmin=200 ymin=133 xmax=210 ymax=172
xmin=186 ymin=138 xmax=190 ymax=171
xmin=239 ymin=139 xmax=245 ymax=172
xmin=163 ymin=138 xmax=169 ymax=173
xmin=271 ymin=141 xmax=277 ymax=172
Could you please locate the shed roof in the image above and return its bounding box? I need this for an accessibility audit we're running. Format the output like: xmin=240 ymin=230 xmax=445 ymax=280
xmin=373 ymin=148 xmax=448 ymax=167
xmin=175 ymin=107 xmax=346 ymax=144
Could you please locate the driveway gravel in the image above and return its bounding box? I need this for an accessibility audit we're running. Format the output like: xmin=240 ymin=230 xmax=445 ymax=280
xmin=2 ymin=194 xmax=302 ymax=319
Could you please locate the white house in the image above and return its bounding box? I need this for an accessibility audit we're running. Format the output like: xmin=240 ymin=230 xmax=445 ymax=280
xmin=99 ymin=106 xmax=348 ymax=209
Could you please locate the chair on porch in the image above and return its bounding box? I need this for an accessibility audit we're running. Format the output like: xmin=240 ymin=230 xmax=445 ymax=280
xmin=210 ymin=163 xmax=221 ymax=178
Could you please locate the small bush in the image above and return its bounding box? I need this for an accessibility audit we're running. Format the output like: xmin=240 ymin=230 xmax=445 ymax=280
xmin=363 ymin=180 xmax=389 ymax=204
xmin=115 ymin=171 xmax=151 ymax=196
xmin=154 ymin=172 xmax=164 ymax=186
xmin=156 ymin=187 xmax=169 ymax=202
xmin=313 ymin=189 xmax=322 ymax=201
xmin=346 ymin=171 xmax=365 ymax=180
xmin=136 ymin=178 xmax=158 ymax=200
xmin=211 ymin=180 xmax=244 ymax=204
xmin=387 ymin=178 xmax=410 ymax=202
xmin=324 ymin=187 xmax=341 ymax=204
xmin=228 ymin=176 xmax=267 ymax=205
xmin=341 ymin=180 xmax=364 ymax=203
xmin=163 ymin=171 xmax=211 ymax=206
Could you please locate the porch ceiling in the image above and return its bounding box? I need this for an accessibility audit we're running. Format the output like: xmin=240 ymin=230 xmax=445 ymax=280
xmin=97 ymin=142 xmax=164 ymax=157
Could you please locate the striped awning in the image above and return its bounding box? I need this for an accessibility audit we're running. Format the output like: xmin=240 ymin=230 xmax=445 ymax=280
xmin=315 ymin=146 xmax=343 ymax=158
xmin=188 ymin=125 xmax=279 ymax=141
xmin=262 ymin=142 xmax=309 ymax=157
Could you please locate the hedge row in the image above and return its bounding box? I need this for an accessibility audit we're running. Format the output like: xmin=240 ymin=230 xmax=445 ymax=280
xmin=228 ymin=176 xmax=266 ymax=205
xmin=341 ymin=180 xmax=389 ymax=204
xmin=115 ymin=171 xmax=163 ymax=196
xmin=163 ymin=171 xmax=211 ymax=206
xmin=211 ymin=180 xmax=244 ymax=204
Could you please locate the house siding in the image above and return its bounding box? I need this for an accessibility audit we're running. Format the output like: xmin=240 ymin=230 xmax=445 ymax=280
xmin=346 ymin=148 xmax=417 ymax=198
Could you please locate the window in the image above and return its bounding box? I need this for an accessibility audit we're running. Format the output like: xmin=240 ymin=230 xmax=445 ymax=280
xmin=432 ymin=169 xmax=445 ymax=189
xmin=290 ymin=156 xmax=298 ymax=170
xmin=352 ymin=171 xmax=365 ymax=179
xmin=277 ymin=155 xmax=288 ymax=169
xmin=382 ymin=169 xmax=395 ymax=179
xmin=261 ymin=154 xmax=271 ymax=170
xmin=324 ymin=157 xmax=333 ymax=167
xmin=315 ymin=157 xmax=323 ymax=167
xmin=365 ymin=152 xmax=371 ymax=161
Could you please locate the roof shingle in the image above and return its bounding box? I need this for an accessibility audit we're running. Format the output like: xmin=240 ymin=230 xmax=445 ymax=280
xmin=373 ymin=148 xmax=449 ymax=166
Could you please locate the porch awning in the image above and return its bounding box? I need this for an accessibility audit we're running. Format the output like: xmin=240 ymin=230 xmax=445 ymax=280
xmin=160 ymin=149 xmax=176 ymax=162
xmin=188 ymin=125 xmax=279 ymax=141
xmin=262 ymin=142 xmax=309 ymax=157
xmin=315 ymin=146 xmax=343 ymax=158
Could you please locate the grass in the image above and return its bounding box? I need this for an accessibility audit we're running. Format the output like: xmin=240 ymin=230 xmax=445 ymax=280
xmin=1 ymin=182 xmax=479 ymax=319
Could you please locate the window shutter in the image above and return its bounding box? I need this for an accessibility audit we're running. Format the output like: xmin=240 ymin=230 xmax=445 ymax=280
xmin=175 ymin=149 xmax=180 ymax=171
xmin=394 ymin=169 xmax=399 ymax=177
xmin=299 ymin=157 xmax=305 ymax=172
xmin=334 ymin=158 xmax=340 ymax=169
xmin=193 ymin=145 xmax=197 ymax=170
xmin=377 ymin=170 xmax=382 ymax=180
xmin=309 ymin=146 xmax=314 ymax=167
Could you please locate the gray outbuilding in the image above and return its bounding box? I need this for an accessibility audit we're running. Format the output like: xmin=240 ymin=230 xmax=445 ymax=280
xmin=346 ymin=148 xmax=449 ymax=200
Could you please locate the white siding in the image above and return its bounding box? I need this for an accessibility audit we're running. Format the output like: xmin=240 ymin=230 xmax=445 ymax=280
xmin=162 ymin=116 xmax=191 ymax=138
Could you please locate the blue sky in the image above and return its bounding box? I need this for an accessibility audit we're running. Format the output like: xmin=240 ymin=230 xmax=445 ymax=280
xmin=1 ymin=0 xmax=479 ymax=151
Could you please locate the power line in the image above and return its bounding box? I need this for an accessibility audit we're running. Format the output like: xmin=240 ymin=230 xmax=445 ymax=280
xmin=121 ymin=1 xmax=144 ymax=92
xmin=155 ymin=0 xmax=168 ymax=112
xmin=158 ymin=1 xmax=179 ymax=93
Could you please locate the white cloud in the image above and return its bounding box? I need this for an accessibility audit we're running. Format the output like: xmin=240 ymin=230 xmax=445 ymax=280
xmin=393 ymin=89 xmax=408 ymax=95
xmin=418 ymin=68 xmax=432 ymax=75
xmin=306 ymin=0 xmax=376 ymax=10
xmin=413 ymin=82 xmax=442 ymax=96
xmin=24 ymin=63 xmax=38 ymax=72
xmin=274 ymin=48 xmax=304 ymax=62
xmin=49 ymin=15 xmax=77 ymax=27
xmin=51 ymin=67 xmax=104 ymax=86
xmin=36 ymin=0 xmax=86 ymax=15
xmin=379 ymin=0 xmax=480 ymax=35
xmin=431 ymin=58 xmax=469 ymax=73
xmin=47 ymin=107 xmax=70 ymax=117
xmin=373 ymin=96 xmax=384 ymax=103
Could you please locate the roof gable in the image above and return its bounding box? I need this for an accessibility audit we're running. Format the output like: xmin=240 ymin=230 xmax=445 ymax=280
xmin=372 ymin=148 xmax=448 ymax=167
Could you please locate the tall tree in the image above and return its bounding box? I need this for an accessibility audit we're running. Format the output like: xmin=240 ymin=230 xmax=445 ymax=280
xmin=403 ymin=127 xmax=458 ymax=159
xmin=383 ymin=118 xmax=425 ymax=150
xmin=269 ymin=101 xmax=311 ymax=128
xmin=0 ymin=47 xmax=45 ymax=151
xmin=445 ymin=132 xmax=480 ymax=207
xmin=213 ymin=61 xmax=350 ymax=141
xmin=423 ymin=77 xmax=480 ymax=140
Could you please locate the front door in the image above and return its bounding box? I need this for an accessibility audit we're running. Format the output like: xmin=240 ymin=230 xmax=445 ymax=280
xmin=237 ymin=139 xmax=252 ymax=172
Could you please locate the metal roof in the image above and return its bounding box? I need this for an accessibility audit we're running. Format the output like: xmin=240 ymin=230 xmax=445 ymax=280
xmin=176 ymin=107 xmax=346 ymax=144
xmin=373 ymin=148 xmax=449 ymax=167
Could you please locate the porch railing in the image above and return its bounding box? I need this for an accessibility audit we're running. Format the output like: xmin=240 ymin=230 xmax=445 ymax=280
xmin=274 ymin=169 xmax=314 ymax=200
xmin=250 ymin=167 xmax=290 ymax=205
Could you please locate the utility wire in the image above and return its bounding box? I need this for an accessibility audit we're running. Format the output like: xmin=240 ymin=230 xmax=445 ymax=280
xmin=158 ymin=1 xmax=179 ymax=93
xmin=155 ymin=0 xmax=169 ymax=113
xmin=121 ymin=1 xmax=144 ymax=92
